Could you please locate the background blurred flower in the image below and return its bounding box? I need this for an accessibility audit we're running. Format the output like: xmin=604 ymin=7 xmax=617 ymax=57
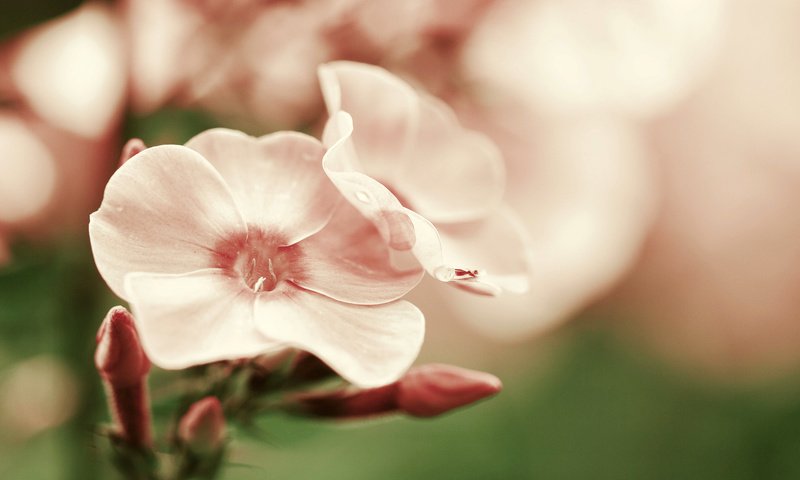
xmin=462 ymin=0 xmax=727 ymax=118
xmin=125 ymin=0 xmax=345 ymax=128
xmin=0 ymin=2 xmax=126 ymax=258
xmin=604 ymin=0 xmax=800 ymax=379
xmin=8 ymin=2 xmax=125 ymax=138
xmin=0 ymin=355 xmax=79 ymax=441
xmin=434 ymin=110 xmax=657 ymax=340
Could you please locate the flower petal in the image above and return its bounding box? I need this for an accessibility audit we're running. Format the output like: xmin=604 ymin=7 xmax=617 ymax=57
xmin=124 ymin=269 xmax=279 ymax=369
xmin=322 ymin=111 xmax=417 ymax=251
xmin=290 ymin=201 xmax=423 ymax=305
xmin=397 ymin=95 xmax=505 ymax=223
xmin=89 ymin=145 xmax=246 ymax=299
xmin=322 ymin=112 xmax=515 ymax=294
xmin=254 ymin=290 xmax=424 ymax=387
xmin=185 ymin=129 xmax=341 ymax=244
xmin=437 ymin=207 xmax=533 ymax=295
xmin=319 ymin=61 xmax=504 ymax=223
xmin=318 ymin=61 xmax=419 ymax=181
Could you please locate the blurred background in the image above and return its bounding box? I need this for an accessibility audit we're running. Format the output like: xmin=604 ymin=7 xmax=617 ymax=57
xmin=2 ymin=0 xmax=800 ymax=478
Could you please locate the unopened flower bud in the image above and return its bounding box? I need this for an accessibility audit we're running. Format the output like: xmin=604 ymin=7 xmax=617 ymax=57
xmin=95 ymin=306 xmax=150 ymax=388
xmin=290 ymin=364 xmax=502 ymax=420
xmin=118 ymin=138 xmax=146 ymax=167
xmin=396 ymin=364 xmax=502 ymax=418
xmin=178 ymin=397 xmax=226 ymax=454
xmin=95 ymin=306 xmax=152 ymax=448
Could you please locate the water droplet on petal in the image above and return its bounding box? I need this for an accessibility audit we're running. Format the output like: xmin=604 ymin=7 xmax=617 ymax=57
xmin=434 ymin=266 xmax=455 ymax=282
xmin=355 ymin=190 xmax=371 ymax=203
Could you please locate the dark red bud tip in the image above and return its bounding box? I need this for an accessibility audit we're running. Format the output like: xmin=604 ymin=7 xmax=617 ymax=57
xmin=397 ymin=364 xmax=502 ymax=418
xmin=178 ymin=396 xmax=226 ymax=453
xmin=95 ymin=306 xmax=150 ymax=388
xmin=119 ymin=138 xmax=147 ymax=167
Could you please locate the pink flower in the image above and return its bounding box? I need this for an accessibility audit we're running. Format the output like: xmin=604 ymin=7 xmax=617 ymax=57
xmin=318 ymin=61 xmax=531 ymax=296
xmin=461 ymin=0 xmax=726 ymax=118
xmin=0 ymin=3 xmax=126 ymax=262
xmin=125 ymin=0 xmax=344 ymax=127
xmin=6 ymin=3 xmax=126 ymax=139
xmin=89 ymin=129 xmax=425 ymax=387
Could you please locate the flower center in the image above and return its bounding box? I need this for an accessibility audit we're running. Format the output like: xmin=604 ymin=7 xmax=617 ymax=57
xmin=212 ymin=228 xmax=298 ymax=293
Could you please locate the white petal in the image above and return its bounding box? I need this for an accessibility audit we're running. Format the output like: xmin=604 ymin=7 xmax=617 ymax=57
xmin=318 ymin=61 xmax=419 ymax=181
xmin=125 ymin=269 xmax=279 ymax=369
xmin=290 ymin=201 xmax=423 ymax=305
xmin=89 ymin=145 xmax=246 ymax=299
xmin=185 ymin=129 xmax=341 ymax=244
xmin=322 ymin=112 xmax=417 ymax=251
xmin=254 ymin=290 xmax=424 ymax=387
xmin=321 ymin=113 xmax=519 ymax=294
xmin=437 ymin=207 xmax=533 ymax=295
xmin=397 ymin=95 xmax=505 ymax=223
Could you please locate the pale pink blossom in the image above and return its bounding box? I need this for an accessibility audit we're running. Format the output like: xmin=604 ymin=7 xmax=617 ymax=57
xmin=433 ymin=106 xmax=657 ymax=340
xmin=8 ymin=3 xmax=126 ymax=138
xmin=462 ymin=0 xmax=726 ymax=118
xmin=327 ymin=0 xmax=494 ymax=99
xmin=318 ymin=61 xmax=531 ymax=296
xmin=0 ymin=3 xmax=126 ymax=260
xmin=125 ymin=0 xmax=347 ymax=127
xmin=89 ymin=129 xmax=424 ymax=387
xmin=327 ymin=0 xmax=493 ymax=67
xmin=0 ymin=114 xmax=57 ymax=227
xmin=606 ymin=0 xmax=800 ymax=378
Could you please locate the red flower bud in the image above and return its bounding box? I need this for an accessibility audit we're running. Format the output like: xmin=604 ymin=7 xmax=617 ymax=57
xmin=95 ymin=306 xmax=150 ymax=388
xmin=291 ymin=364 xmax=501 ymax=420
xmin=396 ymin=364 xmax=502 ymax=418
xmin=178 ymin=396 xmax=226 ymax=454
xmin=95 ymin=306 xmax=152 ymax=448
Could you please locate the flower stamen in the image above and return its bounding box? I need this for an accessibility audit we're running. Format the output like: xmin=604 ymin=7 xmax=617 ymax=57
xmin=213 ymin=228 xmax=298 ymax=293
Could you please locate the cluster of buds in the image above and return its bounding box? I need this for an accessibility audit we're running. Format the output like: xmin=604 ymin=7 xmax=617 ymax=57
xmin=95 ymin=306 xmax=228 ymax=478
xmin=94 ymin=306 xmax=501 ymax=478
